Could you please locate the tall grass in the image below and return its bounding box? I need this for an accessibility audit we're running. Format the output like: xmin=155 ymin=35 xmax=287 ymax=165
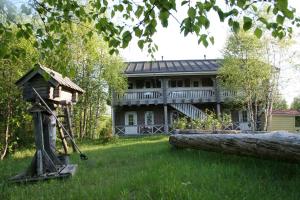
xmin=1 ymin=135 xmax=300 ymax=200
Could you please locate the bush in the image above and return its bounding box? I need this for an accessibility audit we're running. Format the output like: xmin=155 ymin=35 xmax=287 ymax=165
xmin=98 ymin=117 xmax=118 ymax=144
xmin=174 ymin=110 xmax=233 ymax=131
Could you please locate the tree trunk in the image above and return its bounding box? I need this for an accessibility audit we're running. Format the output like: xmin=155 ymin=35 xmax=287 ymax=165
xmin=169 ymin=132 xmax=300 ymax=162
xmin=1 ymin=103 xmax=11 ymax=160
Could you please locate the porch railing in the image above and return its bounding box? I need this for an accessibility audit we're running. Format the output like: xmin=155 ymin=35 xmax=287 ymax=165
xmin=115 ymin=124 xmax=165 ymax=135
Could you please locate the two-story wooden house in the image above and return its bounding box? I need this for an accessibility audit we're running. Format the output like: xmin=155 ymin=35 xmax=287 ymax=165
xmin=111 ymin=59 xmax=249 ymax=135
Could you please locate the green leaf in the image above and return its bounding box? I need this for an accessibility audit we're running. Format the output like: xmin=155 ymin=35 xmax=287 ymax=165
xmin=159 ymin=10 xmax=169 ymax=27
xmin=243 ymin=16 xmax=252 ymax=31
xmin=232 ymin=21 xmax=240 ymax=33
xmin=254 ymin=28 xmax=262 ymax=38
xmin=181 ymin=1 xmax=189 ymax=6
xmin=276 ymin=15 xmax=285 ymax=24
xmin=134 ymin=27 xmax=142 ymax=37
xmin=277 ymin=0 xmax=288 ymax=11
xmin=209 ymin=36 xmax=214 ymax=45
xmin=122 ymin=31 xmax=132 ymax=48
xmin=237 ymin=0 xmax=246 ymax=8
xmin=135 ymin=6 xmax=143 ymax=18
xmin=138 ymin=40 xmax=144 ymax=49
xmin=188 ymin=7 xmax=196 ymax=18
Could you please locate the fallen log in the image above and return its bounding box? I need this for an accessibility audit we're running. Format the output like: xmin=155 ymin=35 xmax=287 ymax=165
xmin=169 ymin=132 xmax=300 ymax=162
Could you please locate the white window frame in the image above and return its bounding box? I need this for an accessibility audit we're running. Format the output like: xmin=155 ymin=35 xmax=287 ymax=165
xmin=125 ymin=111 xmax=137 ymax=126
xmin=144 ymin=111 xmax=154 ymax=126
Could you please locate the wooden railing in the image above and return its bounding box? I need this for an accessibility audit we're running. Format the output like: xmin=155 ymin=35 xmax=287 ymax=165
xmin=114 ymin=87 xmax=235 ymax=105
xmin=168 ymin=87 xmax=215 ymax=99
xmin=115 ymin=124 xmax=165 ymax=135
xmin=116 ymin=88 xmax=163 ymax=101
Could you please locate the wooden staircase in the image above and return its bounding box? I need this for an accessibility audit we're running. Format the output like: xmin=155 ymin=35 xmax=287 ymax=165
xmin=170 ymin=103 xmax=206 ymax=120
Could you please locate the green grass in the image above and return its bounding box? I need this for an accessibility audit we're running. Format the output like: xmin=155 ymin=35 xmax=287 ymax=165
xmin=1 ymin=135 xmax=300 ymax=200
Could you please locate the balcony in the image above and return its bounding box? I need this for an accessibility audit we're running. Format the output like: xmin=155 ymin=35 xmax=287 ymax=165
xmin=114 ymin=87 xmax=236 ymax=106
xmin=115 ymin=88 xmax=163 ymax=105
xmin=167 ymin=87 xmax=215 ymax=103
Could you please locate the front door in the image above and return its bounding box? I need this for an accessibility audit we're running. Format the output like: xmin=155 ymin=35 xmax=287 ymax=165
xmin=125 ymin=111 xmax=138 ymax=134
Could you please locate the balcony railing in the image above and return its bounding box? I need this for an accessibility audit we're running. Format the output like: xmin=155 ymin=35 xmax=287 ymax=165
xmin=168 ymin=87 xmax=215 ymax=100
xmin=114 ymin=87 xmax=235 ymax=105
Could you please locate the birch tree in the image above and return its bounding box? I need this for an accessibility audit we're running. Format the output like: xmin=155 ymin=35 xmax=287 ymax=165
xmin=218 ymin=32 xmax=272 ymax=131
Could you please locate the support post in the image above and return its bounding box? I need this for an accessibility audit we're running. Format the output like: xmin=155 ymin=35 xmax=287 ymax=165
xmin=162 ymin=78 xmax=169 ymax=133
xmin=214 ymin=78 xmax=221 ymax=119
xmin=164 ymin=105 xmax=169 ymax=134
xmin=111 ymin=106 xmax=116 ymax=135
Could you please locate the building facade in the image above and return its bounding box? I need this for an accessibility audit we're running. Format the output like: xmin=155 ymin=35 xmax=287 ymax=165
xmin=111 ymin=59 xmax=250 ymax=135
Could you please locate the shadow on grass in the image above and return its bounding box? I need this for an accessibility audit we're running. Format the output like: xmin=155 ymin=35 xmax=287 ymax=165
xmin=1 ymin=136 xmax=300 ymax=199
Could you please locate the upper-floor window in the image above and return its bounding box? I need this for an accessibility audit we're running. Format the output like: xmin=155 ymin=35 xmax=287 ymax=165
xmin=153 ymin=80 xmax=161 ymax=88
xmin=202 ymin=78 xmax=213 ymax=87
xmin=193 ymin=81 xmax=199 ymax=87
xmin=184 ymin=79 xmax=190 ymax=87
xmin=128 ymin=82 xmax=133 ymax=89
xmin=136 ymin=80 xmax=144 ymax=89
xmin=170 ymin=80 xmax=177 ymax=87
xmin=145 ymin=81 xmax=151 ymax=88
xmin=295 ymin=116 xmax=300 ymax=127
xmin=177 ymin=80 xmax=183 ymax=87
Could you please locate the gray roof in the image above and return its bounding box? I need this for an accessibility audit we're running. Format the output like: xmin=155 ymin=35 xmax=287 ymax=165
xmin=16 ymin=65 xmax=84 ymax=93
xmin=125 ymin=59 xmax=221 ymax=75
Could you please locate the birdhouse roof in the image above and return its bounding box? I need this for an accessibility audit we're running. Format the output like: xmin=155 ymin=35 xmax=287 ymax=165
xmin=16 ymin=65 xmax=84 ymax=93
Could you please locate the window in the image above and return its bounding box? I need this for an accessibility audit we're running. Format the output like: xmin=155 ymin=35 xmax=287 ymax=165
xmin=136 ymin=80 xmax=144 ymax=89
xmin=202 ymin=78 xmax=213 ymax=87
xmin=128 ymin=114 xmax=134 ymax=125
xmin=295 ymin=116 xmax=300 ymax=127
xmin=177 ymin=80 xmax=183 ymax=87
xmin=145 ymin=111 xmax=154 ymax=125
xmin=155 ymin=80 xmax=161 ymax=88
xmin=128 ymin=82 xmax=133 ymax=89
xmin=145 ymin=81 xmax=151 ymax=88
xmin=184 ymin=79 xmax=190 ymax=87
xmin=193 ymin=81 xmax=199 ymax=87
xmin=242 ymin=111 xmax=248 ymax=123
xmin=170 ymin=80 xmax=177 ymax=88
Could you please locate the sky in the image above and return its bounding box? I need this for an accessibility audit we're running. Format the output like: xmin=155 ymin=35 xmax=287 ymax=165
xmin=120 ymin=0 xmax=300 ymax=106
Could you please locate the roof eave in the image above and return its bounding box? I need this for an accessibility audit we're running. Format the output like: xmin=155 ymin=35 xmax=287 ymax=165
xmin=124 ymin=71 xmax=218 ymax=77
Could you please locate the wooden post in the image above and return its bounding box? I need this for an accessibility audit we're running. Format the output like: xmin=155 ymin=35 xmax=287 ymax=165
xmin=64 ymin=105 xmax=77 ymax=153
xmin=33 ymin=111 xmax=44 ymax=176
xmin=164 ymin=105 xmax=169 ymax=133
xmin=111 ymin=106 xmax=116 ymax=135
xmin=214 ymin=78 xmax=221 ymax=118
xmin=162 ymin=78 xmax=169 ymax=133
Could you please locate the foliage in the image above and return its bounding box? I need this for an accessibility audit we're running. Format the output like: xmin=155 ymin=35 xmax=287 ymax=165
xmin=2 ymin=136 xmax=300 ymax=199
xmin=0 ymin=21 xmax=126 ymax=158
xmin=273 ymin=96 xmax=288 ymax=110
xmin=218 ymin=31 xmax=272 ymax=131
xmin=172 ymin=117 xmax=188 ymax=130
xmin=0 ymin=0 xmax=299 ymax=60
xmin=173 ymin=110 xmax=232 ymax=131
xmin=0 ymin=29 xmax=38 ymax=159
xmin=291 ymin=97 xmax=300 ymax=110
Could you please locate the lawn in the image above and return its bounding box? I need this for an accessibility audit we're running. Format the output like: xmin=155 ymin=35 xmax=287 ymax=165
xmin=1 ymin=135 xmax=300 ymax=200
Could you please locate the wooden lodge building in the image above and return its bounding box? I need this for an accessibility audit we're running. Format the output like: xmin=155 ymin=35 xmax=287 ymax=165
xmin=111 ymin=59 xmax=250 ymax=135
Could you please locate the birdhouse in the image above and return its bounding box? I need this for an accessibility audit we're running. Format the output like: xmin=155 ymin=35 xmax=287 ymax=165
xmin=11 ymin=64 xmax=86 ymax=183
xmin=16 ymin=64 xmax=84 ymax=104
